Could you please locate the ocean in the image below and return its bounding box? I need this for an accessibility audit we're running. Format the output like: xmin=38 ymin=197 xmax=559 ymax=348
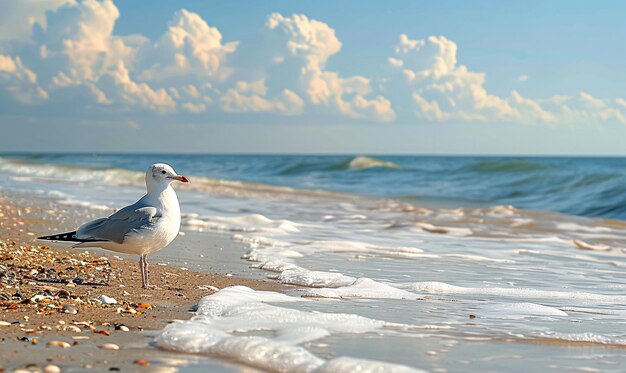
xmin=2 ymin=153 xmax=626 ymax=372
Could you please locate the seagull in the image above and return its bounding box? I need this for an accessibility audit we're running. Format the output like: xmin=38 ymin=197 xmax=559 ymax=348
xmin=38 ymin=163 xmax=189 ymax=289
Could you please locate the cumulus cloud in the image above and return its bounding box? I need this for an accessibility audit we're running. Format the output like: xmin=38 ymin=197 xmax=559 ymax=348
xmin=139 ymin=9 xmax=238 ymax=84
xmin=0 ymin=0 xmax=75 ymax=43
xmin=389 ymin=34 xmax=625 ymax=125
xmin=38 ymin=0 xmax=134 ymax=83
xmin=98 ymin=62 xmax=175 ymax=113
xmin=0 ymin=54 xmax=48 ymax=104
xmin=26 ymin=0 xmax=176 ymax=112
xmin=0 ymin=1 xmax=625 ymax=126
xmin=220 ymin=79 xmax=304 ymax=115
xmin=266 ymin=13 xmax=395 ymax=122
xmin=389 ymin=34 xmax=553 ymax=123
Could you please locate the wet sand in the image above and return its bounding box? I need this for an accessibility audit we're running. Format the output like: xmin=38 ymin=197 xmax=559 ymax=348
xmin=0 ymin=194 xmax=282 ymax=372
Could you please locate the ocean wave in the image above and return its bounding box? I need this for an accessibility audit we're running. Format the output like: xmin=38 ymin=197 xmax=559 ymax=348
xmin=279 ymin=155 xmax=400 ymax=175
xmin=527 ymin=332 xmax=626 ymax=347
xmin=346 ymin=156 xmax=401 ymax=170
xmin=0 ymin=156 xmax=351 ymax=203
xmin=466 ymin=159 xmax=549 ymax=173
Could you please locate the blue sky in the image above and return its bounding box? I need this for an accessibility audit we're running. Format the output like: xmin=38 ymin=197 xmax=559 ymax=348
xmin=1 ymin=0 xmax=626 ymax=154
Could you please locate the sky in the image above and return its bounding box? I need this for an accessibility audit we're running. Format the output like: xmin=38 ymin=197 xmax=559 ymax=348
xmin=1 ymin=0 xmax=626 ymax=155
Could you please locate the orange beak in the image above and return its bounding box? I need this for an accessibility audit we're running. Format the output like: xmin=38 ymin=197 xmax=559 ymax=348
xmin=172 ymin=175 xmax=190 ymax=183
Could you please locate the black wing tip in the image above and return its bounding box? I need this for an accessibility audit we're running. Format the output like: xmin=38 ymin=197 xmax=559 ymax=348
xmin=37 ymin=231 xmax=79 ymax=242
xmin=38 ymin=232 xmax=106 ymax=244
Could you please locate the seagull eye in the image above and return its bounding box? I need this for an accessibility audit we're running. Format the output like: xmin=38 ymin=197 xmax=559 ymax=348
xmin=161 ymin=170 xmax=167 ymax=174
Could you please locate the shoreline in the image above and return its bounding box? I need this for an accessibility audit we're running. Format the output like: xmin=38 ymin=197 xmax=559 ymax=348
xmin=0 ymin=193 xmax=283 ymax=372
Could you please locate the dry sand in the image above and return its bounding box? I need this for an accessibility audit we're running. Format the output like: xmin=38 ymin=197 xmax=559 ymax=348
xmin=0 ymin=194 xmax=282 ymax=372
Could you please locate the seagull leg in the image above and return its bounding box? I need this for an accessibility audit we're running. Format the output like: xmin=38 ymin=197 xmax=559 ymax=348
xmin=139 ymin=255 xmax=147 ymax=288
xmin=142 ymin=254 xmax=160 ymax=289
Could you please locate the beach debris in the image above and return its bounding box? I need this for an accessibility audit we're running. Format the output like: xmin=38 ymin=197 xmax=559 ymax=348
xmin=44 ymin=364 xmax=61 ymax=373
xmin=136 ymin=303 xmax=152 ymax=309
xmin=116 ymin=306 xmax=137 ymax=314
xmin=98 ymin=295 xmax=118 ymax=304
xmin=100 ymin=343 xmax=120 ymax=350
xmin=0 ymin=321 xmax=10 ymax=327
xmin=62 ymin=304 xmax=78 ymax=314
xmin=114 ymin=324 xmax=130 ymax=332
xmin=66 ymin=325 xmax=82 ymax=333
xmin=46 ymin=340 xmax=71 ymax=348
xmin=133 ymin=359 xmax=150 ymax=366
xmin=94 ymin=329 xmax=110 ymax=336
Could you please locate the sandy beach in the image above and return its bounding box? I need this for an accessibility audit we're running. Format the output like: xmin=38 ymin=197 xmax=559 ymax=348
xmin=0 ymin=193 xmax=282 ymax=372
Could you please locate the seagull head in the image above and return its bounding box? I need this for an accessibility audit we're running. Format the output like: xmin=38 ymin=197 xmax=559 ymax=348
xmin=147 ymin=163 xmax=189 ymax=190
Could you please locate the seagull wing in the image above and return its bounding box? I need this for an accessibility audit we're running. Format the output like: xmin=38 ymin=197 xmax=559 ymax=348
xmin=76 ymin=205 xmax=159 ymax=244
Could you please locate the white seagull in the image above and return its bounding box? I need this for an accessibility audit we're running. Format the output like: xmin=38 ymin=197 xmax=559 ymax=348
xmin=39 ymin=163 xmax=189 ymax=289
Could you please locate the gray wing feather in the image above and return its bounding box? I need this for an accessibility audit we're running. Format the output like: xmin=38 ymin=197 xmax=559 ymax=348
xmin=76 ymin=205 xmax=158 ymax=244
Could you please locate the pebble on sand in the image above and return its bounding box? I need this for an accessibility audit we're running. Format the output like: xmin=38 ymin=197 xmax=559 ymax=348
xmin=98 ymin=295 xmax=118 ymax=304
xmin=44 ymin=364 xmax=61 ymax=373
xmin=100 ymin=343 xmax=120 ymax=350
xmin=46 ymin=341 xmax=71 ymax=348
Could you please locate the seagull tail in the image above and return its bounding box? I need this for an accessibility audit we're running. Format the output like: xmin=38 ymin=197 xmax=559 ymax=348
xmin=38 ymin=231 xmax=102 ymax=243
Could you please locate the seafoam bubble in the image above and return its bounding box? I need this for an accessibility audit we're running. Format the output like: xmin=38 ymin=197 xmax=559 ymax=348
xmin=155 ymin=286 xmax=421 ymax=373
xmin=318 ymin=357 xmax=426 ymax=373
xmin=478 ymin=302 xmax=568 ymax=319
xmin=398 ymin=281 xmax=626 ymax=303
xmin=299 ymin=278 xmax=419 ymax=300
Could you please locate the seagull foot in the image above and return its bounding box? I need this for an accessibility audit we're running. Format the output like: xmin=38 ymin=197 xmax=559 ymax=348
xmin=142 ymin=284 xmax=161 ymax=290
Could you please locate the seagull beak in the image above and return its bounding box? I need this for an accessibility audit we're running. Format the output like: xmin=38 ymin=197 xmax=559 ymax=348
xmin=171 ymin=175 xmax=190 ymax=183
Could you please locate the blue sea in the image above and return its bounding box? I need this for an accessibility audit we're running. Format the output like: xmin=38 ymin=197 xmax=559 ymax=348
xmin=3 ymin=153 xmax=626 ymax=219
xmin=2 ymin=153 xmax=626 ymax=372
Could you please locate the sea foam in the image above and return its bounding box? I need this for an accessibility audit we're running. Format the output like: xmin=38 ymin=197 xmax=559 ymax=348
xmin=156 ymin=286 xmax=424 ymax=372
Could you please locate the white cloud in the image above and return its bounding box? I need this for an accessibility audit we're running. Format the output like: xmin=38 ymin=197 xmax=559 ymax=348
xmin=0 ymin=2 xmax=625 ymax=127
xmin=39 ymin=0 xmax=133 ymax=82
xmin=267 ymin=13 xmax=395 ymax=122
xmin=0 ymin=0 xmax=74 ymax=43
xmin=579 ymin=91 xmax=605 ymax=109
xmin=220 ymin=79 xmax=304 ymax=115
xmin=27 ymin=0 xmax=177 ymax=112
xmin=389 ymin=34 xmax=625 ymax=125
xmin=139 ymin=9 xmax=238 ymax=84
xmin=98 ymin=62 xmax=175 ymax=113
xmin=0 ymin=54 xmax=48 ymax=104
xmin=391 ymin=34 xmax=525 ymax=123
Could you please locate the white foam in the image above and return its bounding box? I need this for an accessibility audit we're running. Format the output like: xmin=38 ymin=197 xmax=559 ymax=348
xmin=57 ymin=199 xmax=112 ymax=211
xmin=348 ymin=156 xmax=400 ymax=170
xmin=305 ymin=240 xmax=424 ymax=257
xmin=573 ymin=240 xmax=613 ymax=252
xmin=242 ymin=239 xmax=425 ymax=287
xmin=479 ymin=302 xmax=568 ymax=319
xmin=557 ymin=223 xmax=612 ymax=233
xmin=184 ymin=214 xmax=301 ymax=234
xmin=277 ymin=269 xmax=356 ymax=288
xmin=299 ymin=278 xmax=419 ymax=299
xmin=415 ymin=223 xmax=472 ymax=236
xmin=156 ymin=287 xmax=420 ymax=372
xmin=318 ymin=357 xmax=426 ymax=373
xmin=400 ymin=281 xmax=626 ymax=303
xmin=530 ymin=332 xmax=626 ymax=346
